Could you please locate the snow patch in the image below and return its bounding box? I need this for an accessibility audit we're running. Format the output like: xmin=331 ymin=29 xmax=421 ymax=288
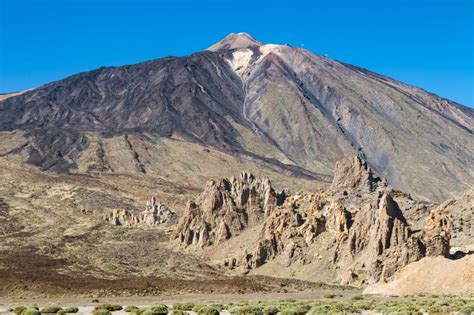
xmin=259 ymin=44 xmax=281 ymax=56
xmin=227 ymin=49 xmax=254 ymax=77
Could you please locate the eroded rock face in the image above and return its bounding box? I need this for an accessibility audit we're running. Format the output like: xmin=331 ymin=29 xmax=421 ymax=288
xmin=334 ymin=192 xmax=427 ymax=284
xmin=174 ymin=172 xmax=282 ymax=247
xmin=330 ymin=155 xmax=383 ymax=193
xmin=104 ymin=197 xmax=176 ymax=226
xmin=434 ymin=188 xmax=473 ymax=256
xmin=239 ymin=191 xmax=351 ymax=269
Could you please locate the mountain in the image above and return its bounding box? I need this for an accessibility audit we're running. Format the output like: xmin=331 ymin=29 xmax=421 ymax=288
xmin=0 ymin=33 xmax=472 ymax=201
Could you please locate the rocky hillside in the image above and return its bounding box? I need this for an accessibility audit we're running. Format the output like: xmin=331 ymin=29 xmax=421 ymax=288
xmin=0 ymin=33 xmax=472 ymax=201
xmin=176 ymin=155 xmax=456 ymax=285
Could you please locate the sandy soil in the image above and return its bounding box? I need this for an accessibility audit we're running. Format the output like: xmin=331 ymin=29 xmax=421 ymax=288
xmin=364 ymin=255 xmax=474 ymax=296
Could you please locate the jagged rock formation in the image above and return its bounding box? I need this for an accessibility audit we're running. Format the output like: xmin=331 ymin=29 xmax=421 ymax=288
xmin=434 ymin=188 xmax=473 ymax=255
xmin=333 ymin=192 xmax=441 ymax=284
xmin=174 ymin=172 xmax=283 ymax=247
xmin=176 ymin=155 xmax=453 ymax=284
xmin=0 ymin=33 xmax=472 ymax=201
xmin=239 ymin=191 xmax=351 ymax=270
xmin=104 ymin=197 xmax=176 ymax=226
xmin=330 ymin=155 xmax=384 ymax=193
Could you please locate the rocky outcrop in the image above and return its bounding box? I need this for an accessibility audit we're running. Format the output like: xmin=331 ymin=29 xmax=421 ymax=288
xmin=104 ymin=197 xmax=176 ymax=226
xmin=433 ymin=188 xmax=473 ymax=256
xmin=330 ymin=155 xmax=384 ymax=193
xmin=174 ymin=172 xmax=283 ymax=247
xmin=239 ymin=191 xmax=351 ymax=269
xmin=175 ymin=156 xmax=454 ymax=284
xmin=334 ymin=192 xmax=428 ymax=284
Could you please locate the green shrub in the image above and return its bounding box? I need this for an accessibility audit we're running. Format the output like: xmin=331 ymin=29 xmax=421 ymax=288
xmin=94 ymin=304 xmax=123 ymax=311
xmin=22 ymin=308 xmax=41 ymax=315
xmin=322 ymin=294 xmax=335 ymax=299
xmin=351 ymin=295 xmax=364 ymax=301
xmin=172 ymin=310 xmax=185 ymax=315
xmin=173 ymin=302 xmax=195 ymax=311
xmin=461 ymin=304 xmax=474 ymax=314
xmin=210 ymin=304 xmax=225 ymax=311
xmin=230 ymin=305 xmax=263 ymax=315
xmin=307 ymin=304 xmax=332 ymax=315
xmin=125 ymin=306 xmax=139 ymax=313
xmin=62 ymin=307 xmax=79 ymax=314
xmin=92 ymin=299 xmax=100 ymax=303
xmin=57 ymin=311 xmax=65 ymax=315
xmin=172 ymin=303 xmax=183 ymax=311
xmin=281 ymin=305 xmax=309 ymax=315
xmin=142 ymin=304 xmax=168 ymax=315
xmin=262 ymin=305 xmax=279 ymax=315
xmin=92 ymin=310 xmax=111 ymax=315
xmin=192 ymin=304 xmax=206 ymax=313
xmin=130 ymin=308 xmax=147 ymax=315
xmin=197 ymin=306 xmax=220 ymax=315
xmin=14 ymin=306 xmax=27 ymax=315
xmin=41 ymin=306 xmax=63 ymax=313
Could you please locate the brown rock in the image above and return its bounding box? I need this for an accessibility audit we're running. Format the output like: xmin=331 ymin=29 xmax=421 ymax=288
xmin=330 ymin=155 xmax=383 ymax=193
xmin=104 ymin=197 xmax=176 ymax=226
xmin=333 ymin=192 xmax=426 ymax=284
xmin=174 ymin=172 xmax=281 ymax=247
xmin=240 ymin=191 xmax=351 ymax=271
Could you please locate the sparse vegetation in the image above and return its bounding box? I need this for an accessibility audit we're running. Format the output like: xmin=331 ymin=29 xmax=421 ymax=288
xmin=281 ymin=307 xmax=307 ymax=315
xmin=197 ymin=306 xmax=220 ymax=315
xmin=173 ymin=302 xmax=195 ymax=311
xmin=94 ymin=304 xmax=123 ymax=311
xmin=262 ymin=305 xmax=279 ymax=315
xmin=125 ymin=306 xmax=139 ymax=312
xmin=229 ymin=305 xmax=263 ymax=315
xmin=21 ymin=308 xmax=41 ymax=315
xmin=210 ymin=303 xmax=225 ymax=310
xmin=40 ymin=305 xmax=62 ymax=313
xmin=192 ymin=304 xmax=206 ymax=313
xmin=8 ymin=295 xmax=474 ymax=315
xmin=14 ymin=306 xmax=26 ymax=315
xmin=143 ymin=304 xmax=168 ymax=315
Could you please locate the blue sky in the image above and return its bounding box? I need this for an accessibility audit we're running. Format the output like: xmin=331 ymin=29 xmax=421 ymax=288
xmin=0 ymin=0 xmax=473 ymax=107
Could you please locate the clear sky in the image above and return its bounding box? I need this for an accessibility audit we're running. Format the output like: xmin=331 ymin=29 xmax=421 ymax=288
xmin=1 ymin=0 xmax=473 ymax=107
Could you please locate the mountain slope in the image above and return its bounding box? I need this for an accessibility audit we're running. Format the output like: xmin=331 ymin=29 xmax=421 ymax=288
xmin=0 ymin=33 xmax=472 ymax=201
